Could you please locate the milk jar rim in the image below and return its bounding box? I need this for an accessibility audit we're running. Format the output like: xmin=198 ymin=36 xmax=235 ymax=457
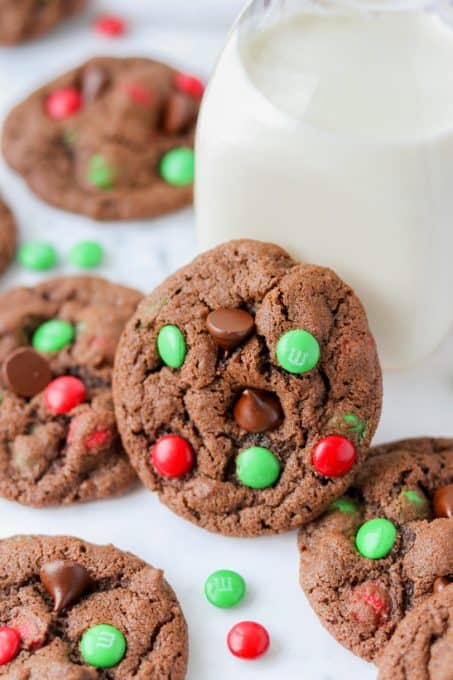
xmin=224 ymin=0 xmax=453 ymax=148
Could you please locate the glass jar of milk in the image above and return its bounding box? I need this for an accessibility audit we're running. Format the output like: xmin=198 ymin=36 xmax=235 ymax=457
xmin=195 ymin=0 xmax=453 ymax=370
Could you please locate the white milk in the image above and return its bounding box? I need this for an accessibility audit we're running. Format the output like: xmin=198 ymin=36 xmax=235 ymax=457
xmin=195 ymin=6 xmax=453 ymax=369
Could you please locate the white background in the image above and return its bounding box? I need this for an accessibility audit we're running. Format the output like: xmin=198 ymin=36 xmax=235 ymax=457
xmin=0 ymin=2 xmax=452 ymax=679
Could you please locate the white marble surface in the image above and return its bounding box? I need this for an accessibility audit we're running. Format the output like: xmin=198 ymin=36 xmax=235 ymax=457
xmin=0 ymin=2 xmax=452 ymax=679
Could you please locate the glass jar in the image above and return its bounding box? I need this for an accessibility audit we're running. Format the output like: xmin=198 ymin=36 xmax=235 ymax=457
xmin=195 ymin=0 xmax=453 ymax=369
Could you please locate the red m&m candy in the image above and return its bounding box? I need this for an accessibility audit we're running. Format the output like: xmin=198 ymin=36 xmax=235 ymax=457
xmin=312 ymin=435 xmax=356 ymax=477
xmin=151 ymin=434 xmax=194 ymax=478
xmin=46 ymin=88 xmax=82 ymax=120
xmin=227 ymin=621 xmax=270 ymax=660
xmin=175 ymin=72 xmax=204 ymax=100
xmin=94 ymin=14 xmax=126 ymax=37
xmin=44 ymin=377 xmax=87 ymax=415
xmin=0 ymin=627 xmax=21 ymax=666
xmin=122 ymin=83 xmax=153 ymax=106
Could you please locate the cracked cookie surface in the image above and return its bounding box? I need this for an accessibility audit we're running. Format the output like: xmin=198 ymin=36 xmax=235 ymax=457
xmin=378 ymin=584 xmax=453 ymax=680
xmin=0 ymin=0 xmax=85 ymax=45
xmin=298 ymin=437 xmax=453 ymax=661
xmin=0 ymin=276 xmax=141 ymax=506
xmin=2 ymin=57 xmax=200 ymax=220
xmin=0 ymin=535 xmax=188 ymax=679
xmin=113 ymin=239 xmax=382 ymax=537
xmin=0 ymin=196 xmax=16 ymax=275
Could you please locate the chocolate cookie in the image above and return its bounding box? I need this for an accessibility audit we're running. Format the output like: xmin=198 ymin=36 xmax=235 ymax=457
xmin=0 ymin=196 xmax=16 ymax=275
xmin=0 ymin=535 xmax=188 ymax=678
xmin=2 ymin=57 xmax=201 ymax=220
xmin=0 ymin=0 xmax=85 ymax=45
xmin=0 ymin=276 xmax=141 ymax=506
xmin=298 ymin=437 xmax=453 ymax=661
xmin=378 ymin=585 xmax=453 ymax=680
xmin=113 ymin=239 xmax=382 ymax=537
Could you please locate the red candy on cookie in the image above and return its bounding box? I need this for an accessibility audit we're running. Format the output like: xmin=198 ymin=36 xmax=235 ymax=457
xmin=0 ymin=627 xmax=21 ymax=665
xmin=45 ymin=88 xmax=81 ymax=120
xmin=349 ymin=582 xmax=391 ymax=632
xmin=227 ymin=621 xmax=270 ymax=660
xmin=312 ymin=435 xmax=356 ymax=477
xmin=175 ymin=72 xmax=205 ymax=99
xmin=44 ymin=377 xmax=87 ymax=415
xmin=151 ymin=434 xmax=194 ymax=478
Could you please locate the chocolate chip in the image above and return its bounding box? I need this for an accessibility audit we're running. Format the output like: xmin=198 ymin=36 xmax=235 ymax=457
xmin=40 ymin=560 xmax=92 ymax=612
xmin=433 ymin=576 xmax=451 ymax=594
xmin=234 ymin=388 xmax=283 ymax=433
xmin=163 ymin=93 xmax=197 ymax=135
xmin=206 ymin=309 xmax=254 ymax=349
xmin=2 ymin=347 xmax=51 ymax=397
xmin=82 ymin=65 xmax=109 ymax=103
xmin=433 ymin=484 xmax=453 ymax=518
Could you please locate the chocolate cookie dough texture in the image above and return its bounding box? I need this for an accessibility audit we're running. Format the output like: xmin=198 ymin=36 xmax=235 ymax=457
xmin=0 ymin=196 xmax=16 ymax=275
xmin=0 ymin=0 xmax=86 ymax=45
xmin=377 ymin=584 xmax=453 ymax=680
xmin=298 ymin=437 xmax=453 ymax=661
xmin=2 ymin=57 xmax=201 ymax=220
xmin=114 ymin=239 xmax=382 ymax=537
xmin=0 ymin=535 xmax=188 ymax=678
xmin=0 ymin=276 xmax=141 ymax=506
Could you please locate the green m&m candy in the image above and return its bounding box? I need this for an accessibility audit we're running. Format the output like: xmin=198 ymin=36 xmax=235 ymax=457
xmin=355 ymin=518 xmax=397 ymax=560
xmin=80 ymin=624 xmax=126 ymax=668
xmin=236 ymin=446 xmax=281 ymax=489
xmin=157 ymin=325 xmax=186 ymax=369
xmin=276 ymin=329 xmax=320 ymax=374
xmin=69 ymin=241 xmax=104 ymax=269
xmin=160 ymin=148 xmax=194 ymax=186
xmin=205 ymin=569 xmax=246 ymax=609
xmin=87 ymin=155 xmax=114 ymax=190
xmin=18 ymin=241 xmax=58 ymax=271
xmin=403 ymin=490 xmax=423 ymax=505
xmin=33 ymin=320 xmax=74 ymax=353
xmin=329 ymin=498 xmax=358 ymax=514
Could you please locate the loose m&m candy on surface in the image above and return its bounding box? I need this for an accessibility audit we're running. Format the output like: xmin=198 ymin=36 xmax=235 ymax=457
xmin=80 ymin=624 xmax=126 ymax=668
xmin=205 ymin=569 xmax=246 ymax=609
xmin=227 ymin=621 xmax=270 ymax=660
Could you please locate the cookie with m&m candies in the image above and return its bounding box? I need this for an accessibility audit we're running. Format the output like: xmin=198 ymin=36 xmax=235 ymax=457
xmin=0 ymin=535 xmax=188 ymax=677
xmin=0 ymin=276 xmax=141 ymax=507
xmin=2 ymin=56 xmax=201 ymax=221
xmin=298 ymin=437 xmax=453 ymax=661
xmin=113 ymin=239 xmax=382 ymax=537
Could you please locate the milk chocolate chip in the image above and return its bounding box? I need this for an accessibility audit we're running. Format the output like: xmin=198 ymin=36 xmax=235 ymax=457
xmin=206 ymin=309 xmax=254 ymax=349
xmin=234 ymin=388 xmax=283 ymax=433
xmin=40 ymin=560 xmax=92 ymax=611
xmin=2 ymin=347 xmax=51 ymax=397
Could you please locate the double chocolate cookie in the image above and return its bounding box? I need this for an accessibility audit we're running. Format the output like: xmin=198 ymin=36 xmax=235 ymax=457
xmin=378 ymin=584 xmax=453 ymax=680
xmin=2 ymin=57 xmax=201 ymax=220
xmin=0 ymin=535 xmax=188 ymax=678
xmin=0 ymin=0 xmax=85 ymax=45
xmin=113 ymin=240 xmax=382 ymax=537
xmin=0 ymin=196 xmax=16 ymax=275
xmin=0 ymin=276 xmax=141 ymax=506
xmin=298 ymin=437 xmax=453 ymax=661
